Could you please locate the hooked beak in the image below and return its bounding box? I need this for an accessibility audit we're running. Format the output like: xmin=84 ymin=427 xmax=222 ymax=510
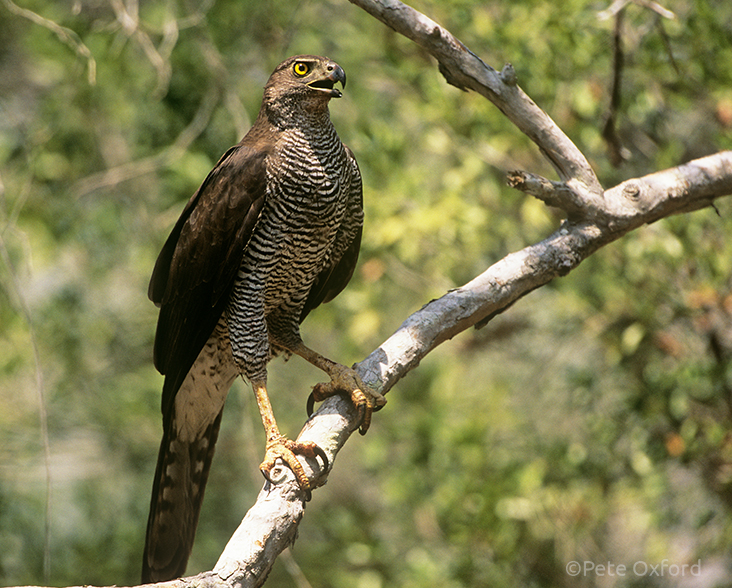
xmin=308 ymin=63 xmax=346 ymax=98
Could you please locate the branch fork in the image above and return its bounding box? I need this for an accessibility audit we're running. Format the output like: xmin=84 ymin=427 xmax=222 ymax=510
xmin=49 ymin=2 xmax=730 ymax=587
xmin=197 ymin=3 xmax=732 ymax=585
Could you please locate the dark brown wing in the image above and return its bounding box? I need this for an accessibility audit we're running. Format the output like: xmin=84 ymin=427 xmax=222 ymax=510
xmin=300 ymin=146 xmax=363 ymax=323
xmin=149 ymin=142 xmax=269 ymax=414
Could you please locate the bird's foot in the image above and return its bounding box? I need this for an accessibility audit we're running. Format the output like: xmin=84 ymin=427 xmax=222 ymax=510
xmin=260 ymin=435 xmax=328 ymax=492
xmin=307 ymin=364 xmax=386 ymax=435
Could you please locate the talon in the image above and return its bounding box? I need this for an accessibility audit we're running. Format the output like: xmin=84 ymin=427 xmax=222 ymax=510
xmin=313 ymin=444 xmax=329 ymax=472
xmin=306 ymin=392 xmax=315 ymax=417
xmin=307 ymin=365 xmax=386 ymax=435
xmin=259 ymin=436 xmax=328 ymax=491
xmin=358 ymin=407 xmax=370 ymax=435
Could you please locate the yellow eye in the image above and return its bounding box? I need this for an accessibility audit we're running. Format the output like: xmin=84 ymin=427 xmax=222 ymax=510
xmin=293 ymin=62 xmax=310 ymax=77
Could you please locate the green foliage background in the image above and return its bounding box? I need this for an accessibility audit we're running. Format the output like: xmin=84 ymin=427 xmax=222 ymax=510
xmin=2 ymin=0 xmax=732 ymax=586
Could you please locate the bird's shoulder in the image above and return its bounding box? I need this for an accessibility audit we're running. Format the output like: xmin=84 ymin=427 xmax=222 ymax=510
xmin=149 ymin=129 xmax=274 ymax=305
xmin=149 ymin=126 xmax=277 ymax=389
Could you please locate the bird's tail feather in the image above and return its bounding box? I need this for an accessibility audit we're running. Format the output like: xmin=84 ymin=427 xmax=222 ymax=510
xmin=142 ymin=408 xmax=223 ymax=583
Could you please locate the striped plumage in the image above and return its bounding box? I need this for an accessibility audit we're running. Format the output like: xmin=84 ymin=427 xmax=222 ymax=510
xmin=142 ymin=55 xmax=384 ymax=583
xmin=227 ymin=121 xmax=361 ymax=377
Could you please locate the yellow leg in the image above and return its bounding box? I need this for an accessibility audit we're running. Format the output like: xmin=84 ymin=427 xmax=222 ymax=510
xmin=253 ymin=382 xmax=327 ymax=491
xmin=287 ymin=342 xmax=386 ymax=435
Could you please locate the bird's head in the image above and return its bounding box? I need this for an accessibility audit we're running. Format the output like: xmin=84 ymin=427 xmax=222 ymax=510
xmin=262 ymin=55 xmax=347 ymax=119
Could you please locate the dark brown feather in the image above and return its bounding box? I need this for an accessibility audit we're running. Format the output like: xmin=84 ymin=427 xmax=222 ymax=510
xmin=149 ymin=142 xmax=269 ymax=414
xmin=142 ymin=408 xmax=224 ymax=583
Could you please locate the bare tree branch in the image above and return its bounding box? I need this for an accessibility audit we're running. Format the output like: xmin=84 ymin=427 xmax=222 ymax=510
xmin=347 ymin=0 xmax=604 ymax=205
xmin=71 ymin=12 xmax=249 ymax=198
xmin=356 ymin=151 xmax=732 ymax=398
xmin=196 ymin=1 xmax=732 ymax=582
xmin=14 ymin=150 xmax=732 ymax=588
xmin=71 ymin=85 xmax=221 ymax=198
xmin=601 ymin=7 xmax=627 ymax=167
xmin=11 ymin=1 xmax=732 ymax=587
xmin=2 ymin=0 xmax=96 ymax=84
xmin=0 ymin=233 xmax=53 ymax=583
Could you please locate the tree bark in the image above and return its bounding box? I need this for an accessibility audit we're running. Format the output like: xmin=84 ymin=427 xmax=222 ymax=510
xmin=204 ymin=0 xmax=732 ymax=574
xmin=13 ymin=1 xmax=732 ymax=587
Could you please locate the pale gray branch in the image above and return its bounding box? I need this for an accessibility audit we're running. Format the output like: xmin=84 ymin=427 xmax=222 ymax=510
xmin=17 ymin=150 xmax=732 ymax=588
xmin=205 ymin=2 xmax=732 ymax=572
xmin=2 ymin=0 xmax=96 ymax=84
xmin=347 ymin=0 xmax=604 ymax=206
xmin=12 ymin=1 xmax=732 ymax=587
xmin=198 ymin=152 xmax=732 ymax=588
xmin=507 ymin=170 xmax=586 ymax=217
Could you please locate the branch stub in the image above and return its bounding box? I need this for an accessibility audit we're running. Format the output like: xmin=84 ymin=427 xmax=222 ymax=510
xmin=500 ymin=63 xmax=517 ymax=86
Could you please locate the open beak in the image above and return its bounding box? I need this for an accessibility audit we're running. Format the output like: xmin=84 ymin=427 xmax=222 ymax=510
xmin=308 ymin=63 xmax=346 ymax=98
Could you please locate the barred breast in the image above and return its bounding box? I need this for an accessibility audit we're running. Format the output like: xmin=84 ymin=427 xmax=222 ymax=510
xmin=225 ymin=119 xmax=356 ymax=381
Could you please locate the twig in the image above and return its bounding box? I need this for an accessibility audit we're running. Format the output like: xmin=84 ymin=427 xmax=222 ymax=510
xmin=109 ymin=0 xmax=172 ymax=97
xmin=2 ymin=0 xmax=96 ymax=85
xmin=0 ymin=231 xmax=53 ymax=582
xmin=72 ymin=86 xmax=221 ymax=197
xmin=602 ymin=7 xmax=627 ymax=167
xmin=347 ymin=0 xmax=604 ymax=204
